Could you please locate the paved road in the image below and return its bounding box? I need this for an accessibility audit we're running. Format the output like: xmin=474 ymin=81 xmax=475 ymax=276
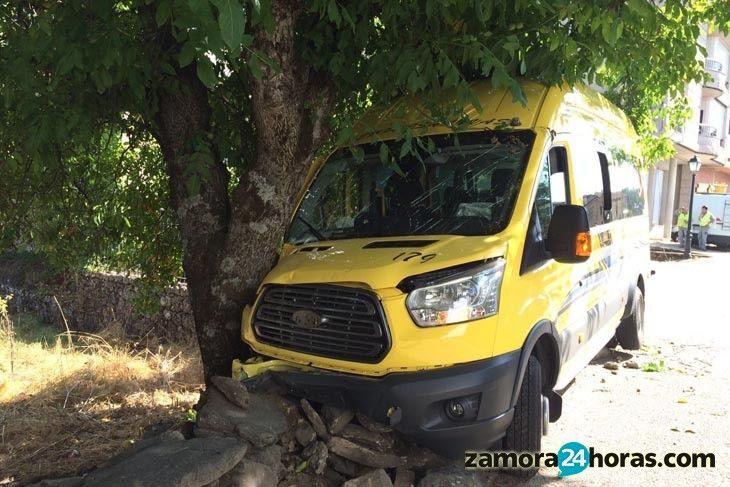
xmin=514 ymin=248 xmax=730 ymax=486
xmin=465 ymin=247 xmax=730 ymax=486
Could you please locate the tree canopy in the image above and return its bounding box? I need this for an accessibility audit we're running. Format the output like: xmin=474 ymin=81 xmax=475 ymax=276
xmin=1 ymin=0 xmax=728 ymax=378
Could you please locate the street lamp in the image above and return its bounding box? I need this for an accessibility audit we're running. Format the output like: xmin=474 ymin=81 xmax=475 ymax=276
xmin=684 ymin=155 xmax=702 ymax=258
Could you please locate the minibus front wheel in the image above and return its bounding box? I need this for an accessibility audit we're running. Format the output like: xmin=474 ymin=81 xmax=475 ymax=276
xmin=501 ymin=355 xmax=542 ymax=479
xmin=616 ymin=288 xmax=645 ymax=350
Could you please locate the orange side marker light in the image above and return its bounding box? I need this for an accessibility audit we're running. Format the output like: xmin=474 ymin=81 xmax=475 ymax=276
xmin=575 ymin=232 xmax=592 ymax=257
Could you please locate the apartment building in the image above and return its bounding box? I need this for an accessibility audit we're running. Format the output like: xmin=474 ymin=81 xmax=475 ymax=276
xmin=647 ymin=25 xmax=730 ymax=237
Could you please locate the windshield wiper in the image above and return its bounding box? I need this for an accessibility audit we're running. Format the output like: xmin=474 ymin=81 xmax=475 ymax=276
xmin=296 ymin=215 xmax=326 ymax=241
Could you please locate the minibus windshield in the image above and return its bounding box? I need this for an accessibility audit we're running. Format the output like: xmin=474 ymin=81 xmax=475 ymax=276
xmin=286 ymin=131 xmax=535 ymax=244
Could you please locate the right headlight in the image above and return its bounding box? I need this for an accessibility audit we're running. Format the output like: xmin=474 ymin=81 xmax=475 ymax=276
xmin=405 ymin=258 xmax=505 ymax=327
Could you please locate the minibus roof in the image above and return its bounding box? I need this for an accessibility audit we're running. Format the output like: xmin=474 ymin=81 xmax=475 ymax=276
xmin=352 ymin=80 xmax=549 ymax=143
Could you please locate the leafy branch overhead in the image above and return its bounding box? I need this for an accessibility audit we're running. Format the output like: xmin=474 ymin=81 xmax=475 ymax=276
xmin=1 ymin=0 xmax=728 ymax=377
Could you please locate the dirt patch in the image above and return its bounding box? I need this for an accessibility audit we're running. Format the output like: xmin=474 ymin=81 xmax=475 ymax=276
xmin=0 ymin=305 xmax=203 ymax=486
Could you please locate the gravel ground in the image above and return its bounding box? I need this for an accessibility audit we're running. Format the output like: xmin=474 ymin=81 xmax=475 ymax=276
xmin=516 ymin=247 xmax=730 ymax=486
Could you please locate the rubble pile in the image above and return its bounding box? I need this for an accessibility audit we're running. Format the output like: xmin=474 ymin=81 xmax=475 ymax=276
xmin=30 ymin=376 xmax=486 ymax=487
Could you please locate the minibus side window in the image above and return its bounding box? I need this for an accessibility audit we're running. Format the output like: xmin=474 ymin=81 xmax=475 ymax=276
xmin=521 ymin=147 xmax=570 ymax=273
xmin=606 ymin=156 xmax=645 ymax=220
xmin=573 ymin=148 xmax=611 ymax=226
xmin=535 ymin=147 xmax=569 ymax=233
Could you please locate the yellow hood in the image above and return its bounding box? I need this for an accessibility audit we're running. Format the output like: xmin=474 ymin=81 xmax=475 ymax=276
xmin=265 ymin=235 xmax=507 ymax=291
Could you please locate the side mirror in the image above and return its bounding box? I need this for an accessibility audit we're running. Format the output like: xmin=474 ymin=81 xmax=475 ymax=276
xmin=546 ymin=205 xmax=592 ymax=263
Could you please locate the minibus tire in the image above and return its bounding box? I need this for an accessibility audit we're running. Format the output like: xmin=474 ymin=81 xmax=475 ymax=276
xmin=617 ymin=288 xmax=644 ymax=350
xmin=501 ymin=355 xmax=542 ymax=479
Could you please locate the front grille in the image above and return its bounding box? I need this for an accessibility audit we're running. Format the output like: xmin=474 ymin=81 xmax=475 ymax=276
xmin=252 ymin=284 xmax=390 ymax=363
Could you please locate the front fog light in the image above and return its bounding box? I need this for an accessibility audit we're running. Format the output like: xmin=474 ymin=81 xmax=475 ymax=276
xmin=444 ymin=393 xmax=480 ymax=421
xmin=446 ymin=400 xmax=465 ymax=419
xmin=406 ymin=258 xmax=505 ymax=327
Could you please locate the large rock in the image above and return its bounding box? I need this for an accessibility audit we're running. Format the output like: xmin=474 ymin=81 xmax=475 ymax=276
xmin=247 ymin=444 xmax=283 ymax=477
xmin=300 ymin=399 xmax=330 ymax=441
xmin=400 ymin=446 xmax=449 ymax=470
xmin=327 ymin=437 xmax=403 ymax=469
xmin=393 ymin=468 xmax=416 ymax=487
xmin=321 ymin=405 xmax=355 ymax=435
xmin=302 ymin=441 xmax=328 ymax=475
xmin=264 ymin=394 xmax=304 ymax=429
xmin=101 ymin=430 xmax=186 ymax=467
xmin=219 ymin=443 xmax=283 ymax=487
xmin=294 ymin=422 xmax=317 ymax=447
xmin=321 ymin=467 xmax=347 ymax=485
xmin=338 ymin=423 xmax=394 ymax=452
xmin=342 ymin=469 xmax=394 ymax=487
xmin=326 ymin=454 xmax=367 ymax=478
xmin=210 ymin=376 xmax=250 ymax=409
xmin=195 ymin=388 xmax=287 ymax=448
xmin=83 ymin=437 xmax=247 ymax=487
xmin=355 ymin=413 xmax=392 ymax=433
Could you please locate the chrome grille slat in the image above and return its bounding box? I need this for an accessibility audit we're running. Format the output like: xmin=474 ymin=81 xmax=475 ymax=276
xmin=264 ymin=292 xmax=374 ymax=313
xmin=257 ymin=307 xmax=382 ymax=330
xmin=261 ymin=298 xmax=374 ymax=317
xmin=255 ymin=328 xmax=378 ymax=351
xmin=255 ymin=318 xmax=383 ymax=339
xmin=253 ymin=284 xmax=390 ymax=363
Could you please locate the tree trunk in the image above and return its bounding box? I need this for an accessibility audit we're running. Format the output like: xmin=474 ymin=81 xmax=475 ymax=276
xmin=207 ymin=0 xmax=335 ymax=374
xmin=154 ymin=69 xmax=242 ymax=381
xmin=154 ymin=0 xmax=334 ymax=382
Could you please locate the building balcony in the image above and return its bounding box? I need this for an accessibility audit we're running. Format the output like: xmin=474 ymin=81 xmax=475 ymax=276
xmin=698 ymin=123 xmax=720 ymax=156
xmin=702 ymin=59 xmax=727 ymax=96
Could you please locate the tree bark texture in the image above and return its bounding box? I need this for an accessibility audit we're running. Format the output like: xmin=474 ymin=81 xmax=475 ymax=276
xmin=154 ymin=0 xmax=334 ymax=381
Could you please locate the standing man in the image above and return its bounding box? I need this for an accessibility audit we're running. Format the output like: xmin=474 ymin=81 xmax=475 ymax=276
xmin=676 ymin=207 xmax=689 ymax=247
xmin=698 ymin=205 xmax=715 ymax=251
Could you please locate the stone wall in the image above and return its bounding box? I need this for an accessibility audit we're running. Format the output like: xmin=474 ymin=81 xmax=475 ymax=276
xmin=0 ymin=256 xmax=195 ymax=343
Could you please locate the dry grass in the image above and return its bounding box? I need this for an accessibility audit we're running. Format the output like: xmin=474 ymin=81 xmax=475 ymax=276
xmin=0 ymin=298 xmax=203 ymax=486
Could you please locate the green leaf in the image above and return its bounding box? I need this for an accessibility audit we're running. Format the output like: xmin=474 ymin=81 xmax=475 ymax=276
xmin=548 ymin=35 xmax=561 ymax=52
xmin=443 ymin=65 xmax=460 ymax=88
xmin=156 ymin=0 xmax=172 ymax=27
xmin=335 ymin=124 xmax=354 ymax=146
xmin=615 ymin=20 xmax=624 ymax=40
xmin=196 ymin=59 xmax=217 ymax=89
xmin=179 ymin=42 xmax=197 ymax=68
xmin=248 ymin=55 xmax=262 ymax=80
xmin=379 ymin=143 xmax=389 ymax=164
xmin=399 ymin=137 xmax=412 ymax=159
xmin=160 ymin=63 xmax=176 ymax=76
xmin=591 ymin=16 xmax=602 ymax=33
xmin=327 ymin=0 xmax=341 ymax=26
xmin=628 ymin=0 xmax=653 ymax=17
xmin=252 ymin=0 xmax=275 ymax=32
xmin=601 ymin=19 xmax=613 ymax=44
xmin=340 ymin=6 xmax=355 ymax=30
xmin=213 ymin=0 xmax=246 ymax=50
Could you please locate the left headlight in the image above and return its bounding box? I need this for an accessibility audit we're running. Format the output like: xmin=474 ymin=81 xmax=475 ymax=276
xmin=406 ymin=258 xmax=505 ymax=327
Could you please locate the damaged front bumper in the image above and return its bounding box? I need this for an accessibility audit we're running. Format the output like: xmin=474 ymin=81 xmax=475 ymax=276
xmin=232 ymin=351 xmax=520 ymax=459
